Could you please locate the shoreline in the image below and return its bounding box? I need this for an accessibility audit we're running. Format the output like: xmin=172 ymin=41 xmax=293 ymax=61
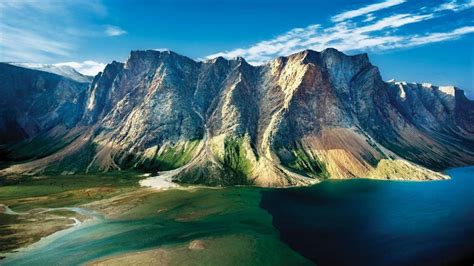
xmin=0 ymin=206 xmax=100 ymax=260
xmin=138 ymin=170 xmax=454 ymax=191
xmin=2 ymin=166 xmax=470 ymax=262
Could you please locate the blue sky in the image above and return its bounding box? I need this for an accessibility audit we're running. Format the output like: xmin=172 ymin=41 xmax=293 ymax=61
xmin=0 ymin=0 xmax=473 ymax=97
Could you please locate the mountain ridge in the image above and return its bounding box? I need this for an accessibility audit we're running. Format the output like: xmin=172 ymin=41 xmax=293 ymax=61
xmin=7 ymin=63 xmax=93 ymax=83
xmin=0 ymin=63 xmax=88 ymax=145
xmin=0 ymin=48 xmax=473 ymax=187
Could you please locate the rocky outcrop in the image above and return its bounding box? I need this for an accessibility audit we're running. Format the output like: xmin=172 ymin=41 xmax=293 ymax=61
xmin=381 ymin=81 xmax=474 ymax=170
xmin=1 ymin=49 xmax=473 ymax=186
xmin=82 ymin=61 xmax=124 ymax=125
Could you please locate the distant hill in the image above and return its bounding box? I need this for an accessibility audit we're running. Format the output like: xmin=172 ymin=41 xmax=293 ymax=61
xmin=9 ymin=63 xmax=93 ymax=83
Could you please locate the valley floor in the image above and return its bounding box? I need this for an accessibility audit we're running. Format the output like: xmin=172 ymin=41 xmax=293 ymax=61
xmin=0 ymin=173 xmax=310 ymax=265
xmin=0 ymin=173 xmax=141 ymax=257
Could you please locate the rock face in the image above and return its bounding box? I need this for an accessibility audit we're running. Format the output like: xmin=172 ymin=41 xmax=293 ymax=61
xmin=0 ymin=63 xmax=88 ymax=145
xmin=1 ymin=49 xmax=473 ymax=186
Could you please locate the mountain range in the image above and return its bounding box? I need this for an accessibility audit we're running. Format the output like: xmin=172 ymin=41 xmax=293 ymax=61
xmin=0 ymin=48 xmax=473 ymax=187
xmin=9 ymin=63 xmax=93 ymax=83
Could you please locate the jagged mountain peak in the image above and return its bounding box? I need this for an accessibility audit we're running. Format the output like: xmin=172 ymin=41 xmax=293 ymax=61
xmin=321 ymin=47 xmax=368 ymax=59
xmin=121 ymin=48 xmax=374 ymax=74
xmin=101 ymin=60 xmax=124 ymax=74
xmin=232 ymin=56 xmax=247 ymax=62
xmin=1 ymin=49 xmax=473 ymax=187
xmin=387 ymin=79 xmax=466 ymax=99
xmin=127 ymin=49 xmax=195 ymax=63
xmin=281 ymin=48 xmax=369 ymax=62
xmin=205 ymin=56 xmax=227 ymax=64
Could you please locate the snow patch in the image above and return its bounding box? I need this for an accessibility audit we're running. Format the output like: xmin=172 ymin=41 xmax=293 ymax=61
xmin=397 ymin=83 xmax=406 ymax=99
xmin=439 ymin=86 xmax=456 ymax=96
xmin=422 ymin=82 xmax=433 ymax=88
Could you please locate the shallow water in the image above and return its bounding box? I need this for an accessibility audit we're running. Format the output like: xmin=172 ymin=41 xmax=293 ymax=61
xmin=260 ymin=166 xmax=474 ymax=265
xmin=1 ymin=187 xmax=308 ymax=265
xmin=2 ymin=167 xmax=473 ymax=265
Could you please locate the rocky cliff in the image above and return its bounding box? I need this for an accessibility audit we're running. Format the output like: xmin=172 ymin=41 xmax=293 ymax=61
xmin=0 ymin=63 xmax=87 ymax=145
xmin=1 ymin=49 xmax=473 ymax=186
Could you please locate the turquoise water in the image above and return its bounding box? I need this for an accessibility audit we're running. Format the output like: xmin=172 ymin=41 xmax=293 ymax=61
xmin=2 ymin=167 xmax=473 ymax=265
xmin=1 ymin=187 xmax=307 ymax=265
xmin=261 ymin=166 xmax=474 ymax=265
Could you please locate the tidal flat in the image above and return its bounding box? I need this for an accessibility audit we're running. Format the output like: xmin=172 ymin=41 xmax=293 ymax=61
xmin=0 ymin=173 xmax=142 ymax=256
xmin=0 ymin=174 xmax=310 ymax=265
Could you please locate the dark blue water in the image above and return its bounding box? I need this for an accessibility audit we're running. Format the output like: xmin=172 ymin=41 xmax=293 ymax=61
xmin=260 ymin=167 xmax=474 ymax=266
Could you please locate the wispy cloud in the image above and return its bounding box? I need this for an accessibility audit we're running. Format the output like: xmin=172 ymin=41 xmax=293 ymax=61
xmin=0 ymin=24 xmax=72 ymax=62
xmin=54 ymin=61 xmax=106 ymax=76
xmin=207 ymin=1 xmax=474 ymax=65
xmin=0 ymin=0 xmax=107 ymax=16
xmin=435 ymin=0 xmax=474 ymax=12
xmin=331 ymin=0 xmax=406 ymax=22
xmin=355 ymin=13 xmax=434 ymax=32
xmin=0 ymin=0 xmax=107 ymax=63
xmin=363 ymin=14 xmax=377 ymax=22
xmin=401 ymin=26 xmax=474 ymax=47
xmin=105 ymin=25 xmax=127 ymax=37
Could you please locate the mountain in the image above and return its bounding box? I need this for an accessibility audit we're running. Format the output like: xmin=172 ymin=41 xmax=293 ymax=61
xmin=0 ymin=63 xmax=88 ymax=146
xmin=9 ymin=63 xmax=93 ymax=83
xmin=0 ymin=49 xmax=473 ymax=187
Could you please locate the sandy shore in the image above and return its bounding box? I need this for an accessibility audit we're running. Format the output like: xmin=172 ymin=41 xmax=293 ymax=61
xmin=0 ymin=206 xmax=96 ymax=257
xmin=88 ymin=238 xmax=220 ymax=266
xmin=139 ymin=174 xmax=180 ymax=189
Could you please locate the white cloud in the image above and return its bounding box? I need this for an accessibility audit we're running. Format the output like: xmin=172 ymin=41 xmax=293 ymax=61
xmin=363 ymin=14 xmax=376 ymax=22
xmin=54 ymin=60 xmax=106 ymax=76
xmin=105 ymin=25 xmax=127 ymax=37
xmin=402 ymin=26 xmax=474 ymax=47
xmin=208 ymin=25 xmax=322 ymax=64
xmin=0 ymin=0 xmax=107 ymax=62
xmin=355 ymin=13 xmax=434 ymax=33
xmin=207 ymin=3 xmax=474 ymax=65
xmin=331 ymin=0 xmax=406 ymax=22
xmin=0 ymin=0 xmax=107 ymax=16
xmin=0 ymin=23 xmax=72 ymax=62
xmin=435 ymin=0 xmax=474 ymax=11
